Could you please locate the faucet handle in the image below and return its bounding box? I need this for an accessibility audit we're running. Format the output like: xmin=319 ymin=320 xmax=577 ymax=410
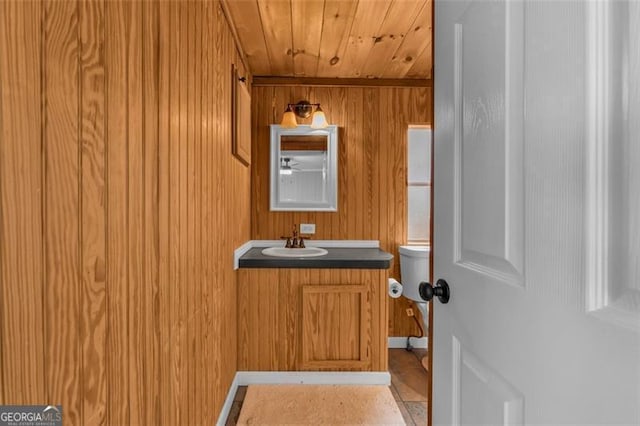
xmin=280 ymin=236 xmax=292 ymax=248
xmin=299 ymin=235 xmax=311 ymax=248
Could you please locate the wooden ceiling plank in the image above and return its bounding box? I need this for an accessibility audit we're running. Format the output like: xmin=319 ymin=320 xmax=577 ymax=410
xmin=257 ymin=0 xmax=294 ymax=76
xmin=316 ymin=0 xmax=359 ymax=77
xmin=337 ymin=0 xmax=394 ymax=78
xmin=224 ymin=0 xmax=272 ymax=75
xmin=405 ymin=42 xmax=432 ymax=79
xmin=291 ymin=0 xmax=325 ymax=77
xmin=360 ymin=0 xmax=424 ymax=78
xmin=225 ymin=0 xmax=433 ymax=79
xmin=381 ymin=0 xmax=432 ymax=78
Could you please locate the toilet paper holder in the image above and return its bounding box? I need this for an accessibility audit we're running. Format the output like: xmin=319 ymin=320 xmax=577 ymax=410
xmin=388 ymin=278 xmax=403 ymax=298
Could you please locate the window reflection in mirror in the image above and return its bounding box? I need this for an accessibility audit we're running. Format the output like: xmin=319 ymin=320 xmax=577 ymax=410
xmin=279 ymin=135 xmax=328 ymax=204
xmin=270 ymin=125 xmax=338 ymax=211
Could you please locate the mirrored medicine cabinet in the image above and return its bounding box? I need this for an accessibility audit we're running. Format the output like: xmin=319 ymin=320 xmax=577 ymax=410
xmin=269 ymin=124 xmax=338 ymax=211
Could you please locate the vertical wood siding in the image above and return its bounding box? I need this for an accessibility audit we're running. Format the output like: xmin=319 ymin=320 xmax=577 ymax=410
xmin=250 ymin=85 xmax=431 ymax=337
xmin=0 ymin=1 xmax=250 ymax=424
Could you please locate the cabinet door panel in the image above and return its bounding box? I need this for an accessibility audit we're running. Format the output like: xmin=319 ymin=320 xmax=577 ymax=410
xmin=301 ymin=285 xmax=370 ymax=369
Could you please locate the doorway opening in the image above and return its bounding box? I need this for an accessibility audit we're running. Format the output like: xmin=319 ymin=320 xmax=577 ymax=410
xmin=387 ymin=125 xmax=433 ymax=425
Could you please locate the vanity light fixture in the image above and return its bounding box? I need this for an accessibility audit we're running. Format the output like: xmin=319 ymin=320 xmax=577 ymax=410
xmin=281 ymin=104 xmax=298 ymax=128
xmin=280 ymin=100 xmax=329 ymax=129
xmin=310 ymin=105 xmax=328 ymax=129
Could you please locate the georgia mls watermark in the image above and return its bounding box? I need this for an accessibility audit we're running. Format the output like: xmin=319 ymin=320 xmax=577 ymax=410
xmin=0 ymin=405 xmax=62 ymax=426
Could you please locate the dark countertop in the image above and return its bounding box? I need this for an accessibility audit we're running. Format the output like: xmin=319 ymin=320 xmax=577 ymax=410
xmin=238 ymin=247 xmax=393 ymax=269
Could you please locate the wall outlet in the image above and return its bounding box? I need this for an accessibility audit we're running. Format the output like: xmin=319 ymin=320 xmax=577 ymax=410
xmin=300 ymin=223 xmax=316 ymax=234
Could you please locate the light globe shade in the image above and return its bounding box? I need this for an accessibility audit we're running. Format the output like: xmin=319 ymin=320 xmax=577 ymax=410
xmin=280 ymin=106 xmax=298 ymax=128
xmin=310 ymin=106 xmax=328 ymax=129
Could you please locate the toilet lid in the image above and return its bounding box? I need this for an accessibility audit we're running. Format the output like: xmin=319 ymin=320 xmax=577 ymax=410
xmin=398 ymin=245 xmax=430 ymax=258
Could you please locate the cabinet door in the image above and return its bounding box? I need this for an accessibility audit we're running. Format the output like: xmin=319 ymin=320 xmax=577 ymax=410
xmin=300 ymin=285 xmax=371 ymax=369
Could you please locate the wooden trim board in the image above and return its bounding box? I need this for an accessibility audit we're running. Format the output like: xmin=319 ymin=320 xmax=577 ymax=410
xmin=218 ymin=0 xmax=251 ymax=78
xmin=252 ymin=76 xmax=433 ymax=88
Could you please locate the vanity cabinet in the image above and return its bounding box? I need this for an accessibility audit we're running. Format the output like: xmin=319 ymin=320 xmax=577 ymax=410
xmin=237 ymin=268 xmax=388 ymax=371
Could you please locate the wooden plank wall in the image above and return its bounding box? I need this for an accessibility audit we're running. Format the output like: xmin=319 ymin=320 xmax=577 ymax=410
xmin=0 ymin=1 xmax=250 ymax=424
xmin=251 ymin=85 xmax=431 ymax=337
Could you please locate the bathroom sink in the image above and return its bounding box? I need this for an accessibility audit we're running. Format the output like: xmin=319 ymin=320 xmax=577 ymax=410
xmin=261 ymin=247 xmax=328 ymax=258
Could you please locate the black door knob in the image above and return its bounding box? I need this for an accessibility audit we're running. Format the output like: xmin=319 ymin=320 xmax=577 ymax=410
xmin=418 ymin=279 xmax=451 ymax=304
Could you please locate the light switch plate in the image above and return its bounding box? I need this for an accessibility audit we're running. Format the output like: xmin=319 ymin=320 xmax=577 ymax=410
xmin=300 ymin=223 xmax=316 ymax=234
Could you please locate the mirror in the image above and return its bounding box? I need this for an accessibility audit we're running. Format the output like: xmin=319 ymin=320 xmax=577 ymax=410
xmin=270 ymin=124 xmax=338 ymax=211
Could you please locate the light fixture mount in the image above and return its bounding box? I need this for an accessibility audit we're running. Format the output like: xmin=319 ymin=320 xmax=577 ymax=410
xmin=280 ymin=99 xmax=329 ymax=129
xmin=291 ymin=100 xmax=315 ymax=118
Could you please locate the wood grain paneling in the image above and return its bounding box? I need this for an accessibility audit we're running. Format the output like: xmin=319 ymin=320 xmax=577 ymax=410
xmin=337 ymin=1 xmax=392 ymax=78
xmin=224 ymin=0 xmax=433 ymax=79
xmin=43 ymin=2 xmax=82 ymax=423
xmin=291 ymin=0 xmax=325 ymax=77
xmin=238 ymin=269 xmax=388 ymax=371
xmin=382 ymin=1 xmax=433 ymax=78
xmin=256 ymin=0 xmax=293 ymax=76
xmin=79 ymin=0 xmax=107 ymax=423
xmin=104 ymin=2 xmax=130 ymax=423
xmin=0 ymin=0 xmax=45 ymax=405
xmin=141 ymin=3 xmax=161 ymax=424
xmin=250 ymin=85 xmax=431 ymax=337
xmin=0 ymin=1 xmax=250 ymax=424
xmin=361 ymin=0 xmax=425 ymax=78
xmin=315 ymin=0 xmax=359 ymax=77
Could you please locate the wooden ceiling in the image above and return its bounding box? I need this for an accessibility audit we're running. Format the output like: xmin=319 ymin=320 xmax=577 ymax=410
xmin=223 ymin=0 xmax=432 ymax=80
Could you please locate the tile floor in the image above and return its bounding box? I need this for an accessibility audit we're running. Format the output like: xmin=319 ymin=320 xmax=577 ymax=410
xmin=388 ymin=348 xmax=429 ymax=426
xmin=226 ymin=348 xmax=429 ymax=426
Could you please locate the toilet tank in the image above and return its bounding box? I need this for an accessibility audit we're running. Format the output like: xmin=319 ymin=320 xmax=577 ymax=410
xmin=398 ymin=245 xmax=431 ymax=302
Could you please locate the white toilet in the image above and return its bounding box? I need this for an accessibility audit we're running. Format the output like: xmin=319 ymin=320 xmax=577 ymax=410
xmin=398 ymin=245 xmax=430 ymax=354
xmin=398 ymin=245 xmax=430 ymax=303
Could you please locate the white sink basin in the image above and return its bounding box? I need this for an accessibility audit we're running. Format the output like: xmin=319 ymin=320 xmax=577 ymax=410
xmin=261 ymin=247 xmax=328 ymax=258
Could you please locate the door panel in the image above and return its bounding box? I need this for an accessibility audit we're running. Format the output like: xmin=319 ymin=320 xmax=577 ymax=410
xmin=434 ymin=0 xmax=640 ymax=424
xmin=585 ymin=0 xmax=640 ymax=333
xmin=453 ymin=0 xmax=524 ymax=286
xmin=452 ymin=337 xmax=524 ymax=426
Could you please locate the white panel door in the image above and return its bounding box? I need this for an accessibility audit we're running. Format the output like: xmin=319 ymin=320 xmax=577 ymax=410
xmin=432 ymin=0 xmax=640 ymax=424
